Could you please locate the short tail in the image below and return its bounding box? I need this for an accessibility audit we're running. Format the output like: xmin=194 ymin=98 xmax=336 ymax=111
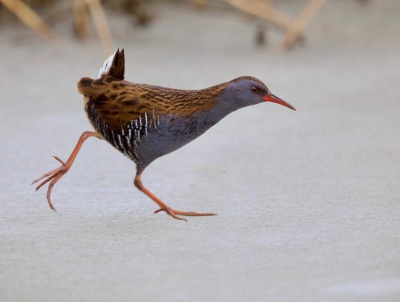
xmin=77 ymin=49 xmax=125 ymax=97
xmin=98 ymin=48 xmax=125 ymax=80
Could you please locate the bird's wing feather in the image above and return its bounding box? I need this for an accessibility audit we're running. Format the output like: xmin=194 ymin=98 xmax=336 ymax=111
xmin=78 ymin=76 xmax=168 ymax=130
xmin=78 ymin=76 xmax=226 ymax=131
xmin=77 ymin=48 xmax=226 ymax=131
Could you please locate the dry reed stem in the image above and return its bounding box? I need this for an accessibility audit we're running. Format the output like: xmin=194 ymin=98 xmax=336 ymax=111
xmin=85 ymin=0 xmax=115 ymax=54
xmin=73 ymin=0 xmax=89 ymax=39
xmin=222 ymin=0 xmax=294 ymax=30
xmin=0 ymin=0 xmax=63 ymax=48
xmin=282 ymin=0 xmax=328 ymax=49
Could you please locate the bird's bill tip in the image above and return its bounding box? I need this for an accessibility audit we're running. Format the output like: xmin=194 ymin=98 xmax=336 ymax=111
xmin=263 ymin=94 xmax=296 ymax=111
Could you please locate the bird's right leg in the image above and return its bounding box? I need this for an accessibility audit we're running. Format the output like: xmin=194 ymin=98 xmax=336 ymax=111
xmin=31 ymin=131 xmax=98 ymax=211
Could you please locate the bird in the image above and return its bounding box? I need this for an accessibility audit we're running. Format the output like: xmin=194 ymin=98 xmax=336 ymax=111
xmin=32 ymin=49 xmax=295 ymax=221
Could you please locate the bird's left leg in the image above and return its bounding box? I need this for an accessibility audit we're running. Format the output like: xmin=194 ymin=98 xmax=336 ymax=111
xmin=31 ymin=131 xmax=99 ymax=211
xmin=134 ymin=174 xmax=217 ymax=221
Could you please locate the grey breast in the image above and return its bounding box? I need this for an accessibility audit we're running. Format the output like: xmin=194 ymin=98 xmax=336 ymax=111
xmin=136 ymin=112 xmax=218 ymax=168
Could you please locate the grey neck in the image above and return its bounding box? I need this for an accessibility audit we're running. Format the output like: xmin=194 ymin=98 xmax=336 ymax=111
xmin=194 ymin=87 xmax=241 ymax=126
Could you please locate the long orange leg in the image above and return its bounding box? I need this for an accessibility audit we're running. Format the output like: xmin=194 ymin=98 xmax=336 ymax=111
xmin=31 ymin=131 xmax=98 ymax=211
xmin=134 ymin=174 xmax=217 ymax=221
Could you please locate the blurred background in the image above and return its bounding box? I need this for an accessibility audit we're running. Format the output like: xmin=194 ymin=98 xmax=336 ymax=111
xmin=0 ymin=1 xmax=399 ymax=302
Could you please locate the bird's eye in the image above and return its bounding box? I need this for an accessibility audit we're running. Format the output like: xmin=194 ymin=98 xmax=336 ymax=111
xmin=252 ymin=86 xmax=259 ymax=92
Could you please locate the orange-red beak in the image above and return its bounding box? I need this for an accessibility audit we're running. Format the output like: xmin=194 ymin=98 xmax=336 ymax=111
xmin=263 ymin=93 xmax=296 ymax=111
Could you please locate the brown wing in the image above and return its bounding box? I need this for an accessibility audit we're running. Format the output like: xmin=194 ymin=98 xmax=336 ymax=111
xmin=78 ymin=76 xmax=228 ymax=131
xmin=77 ymin=48 xmax=227 ymax=131
xmin=78 ymin=76 xmax=167 ymax=130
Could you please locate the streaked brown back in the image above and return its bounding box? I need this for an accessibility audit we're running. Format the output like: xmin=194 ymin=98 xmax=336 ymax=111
xmin=77 ymin=49 xmax=228 ymax=130
xmin=78 ymin=76 xmax=228 ymax=130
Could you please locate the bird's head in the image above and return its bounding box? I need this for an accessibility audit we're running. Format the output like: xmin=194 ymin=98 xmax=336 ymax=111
xmin=225 ymin=76 xmax=295 ymax=111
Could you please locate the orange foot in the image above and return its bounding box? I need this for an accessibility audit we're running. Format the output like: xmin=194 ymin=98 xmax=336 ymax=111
xmin=154 ymin=207 xmax=217 ymax=221
xmin=31 ymin=156 xmax=71 ymax=211
xmin=134 ymin=174 xmax=217 ymax=221
xmin=31 ymin=131 xmax=97 ymax=211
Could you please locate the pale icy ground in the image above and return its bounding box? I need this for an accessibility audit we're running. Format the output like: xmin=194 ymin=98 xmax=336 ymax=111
xmin=0 ymin=1 xmax=399 ymax=301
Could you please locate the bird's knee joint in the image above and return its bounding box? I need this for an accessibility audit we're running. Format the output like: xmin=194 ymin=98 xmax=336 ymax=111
xmin=134 ymin=178 xmax=143 ymax=190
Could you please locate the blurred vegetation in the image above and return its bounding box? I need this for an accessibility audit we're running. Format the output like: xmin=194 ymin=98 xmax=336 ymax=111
xmin=0 ymin=0 xmax=151 ymax=25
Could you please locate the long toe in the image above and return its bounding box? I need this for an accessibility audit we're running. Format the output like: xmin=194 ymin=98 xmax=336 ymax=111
xmin=172 ymin=210 xmax=217 ymax=217
xmin=154 ymin=208 xmax=217 ymax=218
